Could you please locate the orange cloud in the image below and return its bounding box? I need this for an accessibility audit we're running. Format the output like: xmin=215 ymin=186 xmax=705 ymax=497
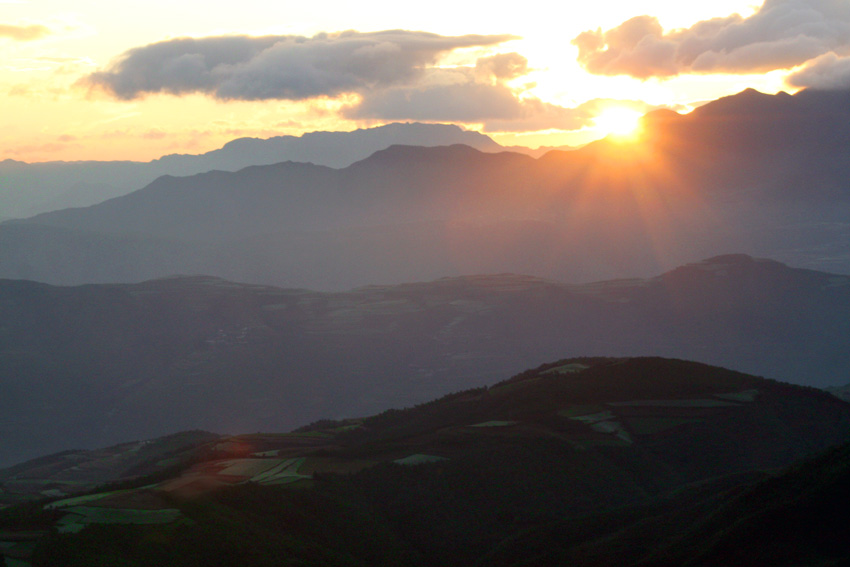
xmin=0 ymin=23 xmax=50 ymax=41
xmin=574 ymin=0 xmax=850 ymax=78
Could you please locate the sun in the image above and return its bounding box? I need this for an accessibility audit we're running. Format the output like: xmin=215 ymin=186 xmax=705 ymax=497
xmin=593 ymin=107 xmax=644 ymax=139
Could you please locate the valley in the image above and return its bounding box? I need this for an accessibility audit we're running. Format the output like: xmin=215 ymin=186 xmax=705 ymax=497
xmin=2 ymin=254 xmax=849 ymax=467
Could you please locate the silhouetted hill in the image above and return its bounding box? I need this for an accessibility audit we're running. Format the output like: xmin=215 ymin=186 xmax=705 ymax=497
xmin=1 ymin=255 xmax=849 ymax=466
xmin=487 ymin=427 xmax=850 ymax=567
xmin=4 ymin=358 xmax=850 ymax=566
xmin=0 ymin=122 xmax=504 ymax=218
xmin=3 ymin=88 xmax=850 ymax=288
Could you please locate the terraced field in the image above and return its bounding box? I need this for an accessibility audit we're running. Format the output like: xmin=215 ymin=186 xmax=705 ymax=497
xmin=3 ymin=358 xmax=850 ymax=567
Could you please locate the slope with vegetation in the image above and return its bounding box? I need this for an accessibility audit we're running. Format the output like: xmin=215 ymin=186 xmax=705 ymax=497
xmin=2 ymin=254 xmax=849 ymax=467
xmin=3 ymin=357 xmax=850 ymax=566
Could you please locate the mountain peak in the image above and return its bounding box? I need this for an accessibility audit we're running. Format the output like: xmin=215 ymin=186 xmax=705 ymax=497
xmin=691 ymin=87 xmax=794 ymax=119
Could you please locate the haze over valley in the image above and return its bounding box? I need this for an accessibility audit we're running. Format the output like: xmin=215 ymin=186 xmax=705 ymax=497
xmin=4 ymin=88 xmax=850 ymax=291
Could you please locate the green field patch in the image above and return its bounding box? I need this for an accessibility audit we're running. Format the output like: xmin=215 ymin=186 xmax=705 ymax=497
xmin=558 ymin=405 xmax=606 ymax=418
xmin=45 ymin=490 xmax=129 ymax=510
xmin=589 ymin=420 xmax=633 ymax=443
xmin=326 ymin=423 xmax=363 ymax=433
xmin=607 ymin=399 xmax=740 ymax=408
xmin=625 ymin=417 xmax=705 ymax=435
xmin=288 ymin=431 xmax=334 ymax=438
xmin=3 ymin=479 xmax=90 ymax=487
xmin=543 ymin=363 xmax=589 ymax=375
xmin=251 ymin=458 xmax=309 ymax=484
xmin=488 ymin=377 xmax=541 ymax=396
xmin=0 ymin=494 xmax=44 ymax=506
xmin=260 ymin=476 xmax=309 ymax=486
xmin=568 ymin=411 xmax=615 ymax=424
xmin=55 ymin=506 xmax=182 ymax=533
xmin=297 ymin=457 xmax=377 ymax=476
xmin=217 ymin=459 xmax=283 ymax=478
xmin=2 ymin=540 xmax=36 ymax=567
xmin=250 ymin=450 xmax=281 ymax=457
xmin=714 ymin=389 xmax=759 ymax=402
xmin=393 ymin=454 xmax=449 ymax=466
xmin=470 ymin=420 xmax=517 ymax=428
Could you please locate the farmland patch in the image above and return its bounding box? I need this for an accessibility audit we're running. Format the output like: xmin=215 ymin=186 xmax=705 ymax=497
xmin=607 ymin=399 xmax=740 ymax=408
xmin=625 ymin=417 xmax=704 ymax=435
xmin=55 ymin=506 xmax=182 ymax=533
xmin=543 ymin=363 xmax=589 ymax=375
xmin=470 ymin=421 xmax=517 ymax=427
xmin=714 ymin=389 xmax=759 ymax=402
xmin=394 ymin=454 xmax=448 ymax=466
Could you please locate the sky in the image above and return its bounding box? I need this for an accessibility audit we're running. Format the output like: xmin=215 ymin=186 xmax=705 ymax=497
xmin=2 ymin=0 xmax=850 ymax=162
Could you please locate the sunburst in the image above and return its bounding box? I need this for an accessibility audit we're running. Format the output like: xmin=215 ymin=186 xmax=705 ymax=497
xmin=593 ymin=108 xmax=644 ymax=139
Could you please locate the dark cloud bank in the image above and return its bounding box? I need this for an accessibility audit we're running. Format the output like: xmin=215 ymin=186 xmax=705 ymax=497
xmin=83 ymin=30 xmax=633 ymax=131
xmin=83 ymin=30 xmax=515 ymax=101
xmin=573 ymin=0 xmax=850 ymax=81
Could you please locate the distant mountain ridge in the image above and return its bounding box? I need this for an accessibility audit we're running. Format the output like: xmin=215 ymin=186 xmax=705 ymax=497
xmin=1 ymin=254 xmax=848 ymax=466
xmin=3 ymin=88 xmax=850 ymax=289
xmin=0 ymin=122 xmax=506 ymax=218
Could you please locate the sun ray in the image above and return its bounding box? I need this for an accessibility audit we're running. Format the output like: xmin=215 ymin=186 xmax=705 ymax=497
xmin=593 ymin=108 xmax=645 ymax=140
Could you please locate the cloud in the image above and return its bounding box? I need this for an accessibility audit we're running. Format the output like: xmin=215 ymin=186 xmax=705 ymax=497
xmin=343 ymin=55 xmax=661 ymax=133
xmin=81 ymin=30 xmax=515 ymax=101
xmin=346 ymin=81 xmax=527 ymax=122
xmin=481 ymin=99 xmax=594 ymax=132
xmin=573 ymin=0 xmax=850 ymax=78
xmin=8 ymin=84 xmax=31 ymax=96
xmin=787 ymin=51 xmax=850 ymax=88
xmin=141 ymin=129 xmax=167 ymax=140
xmin=347 ymin=83 xmax=590 ymax=132
xmin=339 ymin=53 xmax=586 ymax=131
xmin=5 ymin=141 xmax=73 ymax=155
xmin=0 ymin=23 xmax=50 ymax=41
xmin=474 ymin=52 xmax=529 ymax=82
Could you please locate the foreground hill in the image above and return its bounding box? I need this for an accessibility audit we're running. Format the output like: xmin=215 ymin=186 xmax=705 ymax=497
xmin=0 ymin=122 xmax=502 ymax=218
xmin=0 ymin=431 xmax=219 ymax=509
xmin=3 ymin=358 xmax=850 ymax=566
xmin=3 ymin=88 xmax=850 ymax=289
xmin=1 ymin=254 xmax=849 ymax=466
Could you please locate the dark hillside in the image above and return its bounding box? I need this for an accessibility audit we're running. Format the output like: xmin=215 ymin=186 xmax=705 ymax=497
xmin=2 ymin=255 xmax=849 ymax=466
xmin=11 ymin=357 xmax=850 ymax=567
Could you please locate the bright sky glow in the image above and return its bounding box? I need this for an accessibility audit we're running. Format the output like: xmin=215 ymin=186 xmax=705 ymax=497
xmin=594 ymin=108 xmax=645 ymax=139
xmin=0 ymin=0 xmax=827 ymax=162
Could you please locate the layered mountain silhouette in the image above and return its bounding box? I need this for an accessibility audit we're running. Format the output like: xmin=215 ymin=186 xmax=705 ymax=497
xmin=3 ymin=357 xmax=850 ymax=566
xmin=0 ymin=122 xmax=504 ymax=218
xmin=1 ymin=254 xmax=848 ymax=466
xmin=3 ymin=88 xmax=850 ymax=289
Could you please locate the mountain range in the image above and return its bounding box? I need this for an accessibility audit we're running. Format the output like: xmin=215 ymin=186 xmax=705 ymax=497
xmin=3 ymin=357 xmax=850 ymax=566
xmin=2 ymin=88 xmax=850 ymax=290
xmin=0 ymin=122 xmax=511 ymax=218
xmin=1 ymin=253 xmax=849 ymax=467
xmin=2 ymin=87 xmax=850 ymax=565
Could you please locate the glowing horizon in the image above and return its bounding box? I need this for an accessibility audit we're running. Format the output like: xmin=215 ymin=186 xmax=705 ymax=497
xmin=0 ymin=0 xmax=835 ymax=162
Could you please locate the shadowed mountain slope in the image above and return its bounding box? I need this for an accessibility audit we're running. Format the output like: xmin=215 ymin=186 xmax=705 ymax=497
xmin=1 ymin=254 xmax=848 ymax=467
xmin=3 ymin=88 xmax=850 ymax=289
xmin=0 ymin=122 xmax=503 ymax=218
xmin=4 ymin=357 xmax=850 ymax=566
